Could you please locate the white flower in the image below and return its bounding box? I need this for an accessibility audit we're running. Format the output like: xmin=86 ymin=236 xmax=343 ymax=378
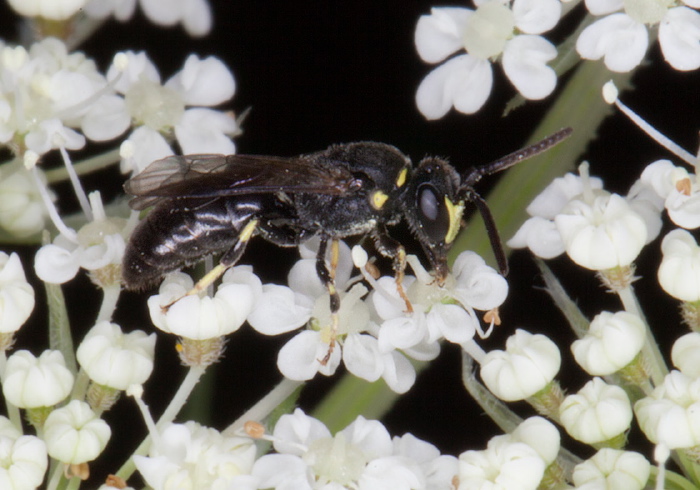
xmin=43 ymin=400 xmax=111 ymax=464
xmin=85 ymin=0 xmax=211 ymax=36
xmin=657 ymin=228 xmax=700 ymax=301
xmin=134 ymin=421 xmax=257 ymax=490
xmin=373 ymin=251 xmax=508 ymax=349
xmin=107 ymin=51 xmax=237 ymax=173
xmin=252 ymin=409 xmax=429 ymax=489
xmin=635 ymin=370 xmax=700 ymax=448
xmin=414 ymin=0 xmax=560 ymax=118
xmin=640 ymin=159 xmax=700 ymax=229
xmin=480 ymin=329 xmax=561 ymax=401
xmin=555 ymin=193 xmax=647 ymax=270
xmin=671 ymin=332 xmax=700 ymax=378
xmin=2 ymin=350 xmax=74 ymax=408
xmin=509 ymin=417 xmax=560 ymax=466
xmin=0 ymin=252 xmax=35 ymax=333
xmin=559 ymin=378 xmax=632 ymax=444
xmin=249 ymin=240 xmax=417 ymax=392
xmin=392 ymin=433 xmax=459 ymax=489
xmin=458 ymin=436 xmax=545 ymax=490
xmin=140 ymin=0 xmax=212 ymax=37
xmin=571 ymin=311 xmax=645 ymax=376
xmin=7 ymin=0 xmax=86 ymax=20
xmin=77 ymin=321 xmax=156 ymax=390
xmin=148 ymin=267 xmax=261 ymax=340
xmin=572 ymin=449 xmax=651 ymax=490
xmin=508 ymin=172 xmax=604 ymax=258
xmin=0 ymin=39 xmax=125 ymax=154
xmin=84 ymin=0 xmax=136 ymax=21
xmin=0 ymin=429 xmax=48 ymax=489
xmin=576 ymin=0 xmax=700 ymax=72
xmin=34 ymin=192 xmax=129 ymax=284
xmin=0 ymin=166 xmax=49 ymax=238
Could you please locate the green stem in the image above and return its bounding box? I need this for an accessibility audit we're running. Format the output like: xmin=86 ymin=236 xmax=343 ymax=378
xmin=617 ymin=285 xmax=668 ymax=387
xmin=44 ymin=147 xmax=122 ymax=184
xmin=115 ymin=365 xmax=206 ymax=481
xmin=96 ymin=284 xmax=121 ymax=324
xmin=224 ymin=378 xmax=304 ymax=436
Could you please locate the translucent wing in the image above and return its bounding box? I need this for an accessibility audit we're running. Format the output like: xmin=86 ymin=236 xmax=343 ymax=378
xmin=125 ymin=153 xmax=360 ymax=210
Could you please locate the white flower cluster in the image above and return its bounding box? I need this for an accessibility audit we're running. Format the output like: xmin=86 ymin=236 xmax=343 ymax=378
xmin=415 ymin=0 xmax=700 ymax=118
xmin=249 ymin=409 xmax=457 ymax=489
xmin=0 ymin=251 xmax=156 ymax=484
xmin=415 ymin=0 xmax=561 ymax=118
xmin=471 ymin=85 xmax=700 ymax=488
xmin=149 ymin=237 xmax=508 ymax=394
xmin=508 ymin=161 xmax=660 ymax=272
xmin=7 ymin=0 xmax=212 ymax=37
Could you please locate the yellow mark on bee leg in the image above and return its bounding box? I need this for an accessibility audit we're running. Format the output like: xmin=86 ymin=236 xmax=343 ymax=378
xmin=161 ymin=263 xmax=229 ymax=312
xmin=162 ymin=219 xmax=259 ymax=313
xmin=239 ymin=219 xmax=258 ymax=242
xmin=330 ymin=239 xmax=339 ymax=281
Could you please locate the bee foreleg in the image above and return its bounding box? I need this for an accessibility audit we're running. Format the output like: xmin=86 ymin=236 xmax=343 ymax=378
xmin=371 ymin=228 xmax=413 ymax=313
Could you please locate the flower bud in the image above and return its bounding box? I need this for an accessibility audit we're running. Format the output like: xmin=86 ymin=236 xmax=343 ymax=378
xmin=0 ymin=432 xmax=48 ymax=489
xmin=555 ymin=194 xmax=647 ymax=270
xmin=44 ymin=400 xmax=111 ymax=464
xmin=0 ymin=252 xmax=35 ymax=333
xmin=0 ymin=168 xmax=47 ymax=238
xmin=3 ymin=350 xmax=74 ymax=408
xmin=77 ymin=321 xmax=156 ymax=390
xmin=459 ymin=437 xmax=545 ymax=490
xmin=573 ymin=449 xmax=650 ymax=490
xmin=480 ymin=330 xmax=561 ymax=401
xmin=671 ymin=332 xmax=700 ymax=377
xmin=658 ymin=229 xmax=700 ymax=302
xmin=571 ymin=311 xmax=645 ymax=376
xmin=635 ymin=370 xmax=700 ymax=449
xmin=559 ymin=378 xmax=632 ymax=445
xmin=510 ymin=417 xmax=560 ymax=465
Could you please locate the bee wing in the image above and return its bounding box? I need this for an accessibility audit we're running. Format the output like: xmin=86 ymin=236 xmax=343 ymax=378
xmin=125 ymin=154 xmax=359 ymax=210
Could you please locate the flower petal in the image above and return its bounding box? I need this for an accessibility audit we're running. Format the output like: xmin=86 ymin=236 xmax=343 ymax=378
xmin=415 ymin=7 xmax=472 ymax=63
xmin=659 ymin=7 xmax=700 ymax=71
xmin=576 ymin=13 xmax=648 ymax=72
xmin=416 ymin=55 xmax=492 ymax=119
xmin=502 ymin=35 xmax=557 ymax=100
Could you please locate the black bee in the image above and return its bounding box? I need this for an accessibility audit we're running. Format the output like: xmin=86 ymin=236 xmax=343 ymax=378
xmin=122 ymin=129 xmax=571 ymax=319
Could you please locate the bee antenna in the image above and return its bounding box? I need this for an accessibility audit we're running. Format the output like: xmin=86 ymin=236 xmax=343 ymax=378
xmin=461 ymin=127 xmax=573 ymax=188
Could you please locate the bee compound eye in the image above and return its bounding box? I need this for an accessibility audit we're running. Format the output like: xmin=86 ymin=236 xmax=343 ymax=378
xmin=419 ymin=186 xmax=439 ymax=221
xmin=417 ymin=184 xmax=449 ymax=242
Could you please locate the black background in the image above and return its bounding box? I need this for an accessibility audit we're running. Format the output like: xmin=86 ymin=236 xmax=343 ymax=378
xmin=1 ymin=0 xmax=699 ymax=486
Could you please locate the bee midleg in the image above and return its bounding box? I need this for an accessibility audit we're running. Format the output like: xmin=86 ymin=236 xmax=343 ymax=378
xmin=371 ymin=227 xmax=413 ymax=313
xmin=315 ymin=236 xmax=341 ymax=365
xmin=165 ymin=219 xmax=259 ymax=309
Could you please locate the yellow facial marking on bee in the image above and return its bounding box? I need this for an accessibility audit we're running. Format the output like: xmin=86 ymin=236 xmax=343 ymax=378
xmin=370 ymin=190 xmax=389 ymax=210
xmin=444 ymin=198 xmax=464 ymax=244
xmin=396 ymin=167 xmax=408 ymax=188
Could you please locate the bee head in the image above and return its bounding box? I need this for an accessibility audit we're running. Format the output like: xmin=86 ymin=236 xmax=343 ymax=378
xmin=402 ymin=157 xmax=464 ymax=282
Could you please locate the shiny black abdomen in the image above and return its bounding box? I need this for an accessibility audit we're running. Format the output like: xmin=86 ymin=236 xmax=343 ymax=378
xmin=122 ymin=196 xmax=284 ymax=289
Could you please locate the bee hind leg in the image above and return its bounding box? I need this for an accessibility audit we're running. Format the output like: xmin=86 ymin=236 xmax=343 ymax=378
xmin=162 ymin=219 xmax=259 ymax=311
